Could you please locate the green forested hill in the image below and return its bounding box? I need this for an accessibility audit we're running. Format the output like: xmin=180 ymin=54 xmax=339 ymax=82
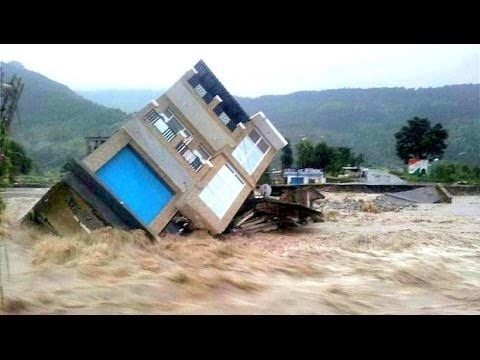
xmin=2 ymin=61 xmax=479 ymax=172
xmin=2 ymin=61 xmax=127 ymax=172
xmin=236 ymin=85 xmax=480 ymax=166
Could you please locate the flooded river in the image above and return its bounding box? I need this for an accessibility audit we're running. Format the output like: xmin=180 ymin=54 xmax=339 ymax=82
xmin=1 ymin=189 xmax=479 ymax=314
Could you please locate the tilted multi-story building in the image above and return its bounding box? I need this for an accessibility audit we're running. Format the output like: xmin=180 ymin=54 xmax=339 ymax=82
xmin=24 ymin=60 xmax=287 ymax=238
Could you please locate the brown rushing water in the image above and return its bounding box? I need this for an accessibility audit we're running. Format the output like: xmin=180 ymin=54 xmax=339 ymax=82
xmin=1 ymin=191 xmax=479 ymax=314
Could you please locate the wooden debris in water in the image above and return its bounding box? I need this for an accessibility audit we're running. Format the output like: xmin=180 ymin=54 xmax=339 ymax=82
xmin=229 ymin=196 xmax=323 ymax=234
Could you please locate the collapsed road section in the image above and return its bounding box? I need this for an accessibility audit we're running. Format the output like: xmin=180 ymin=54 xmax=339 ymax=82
xmin=22 ymin=60 xmax=296 ymax=239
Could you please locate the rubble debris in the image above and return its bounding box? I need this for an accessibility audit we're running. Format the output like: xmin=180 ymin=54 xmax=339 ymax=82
xmin=278 ymin=186 xmax=325 ymax=208
xmin=314 ymin=185 xmax=452 ymax=215
xmin=435 ymin=184 xmax=452 ymax=203
xmin=22 ymin=60 xmax=288 ymax=239
xmin=229 ymin=196 xmax=323 ymax=234
xmin=314 ymin=196 xmax=415 ymax=213
xmin=163 ymin=214 xmax=192 ymax=234
xmin=371 ymin=196 xmax=416 ymax=211
xmin=341 ymin=166 xmax=368 ymax=179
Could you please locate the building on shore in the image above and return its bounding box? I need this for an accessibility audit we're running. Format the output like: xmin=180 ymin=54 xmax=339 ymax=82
xmin=283 ymin=168 xmax=326 ymax=185
xmin=23 ymin=60 xmax=287 ymax=238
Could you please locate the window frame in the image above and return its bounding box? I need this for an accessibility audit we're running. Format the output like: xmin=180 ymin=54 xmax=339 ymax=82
xmin=232 ymin=128 xmax=271 ymax=175
xmin=199 ymin=163 xmax=245 ymax=218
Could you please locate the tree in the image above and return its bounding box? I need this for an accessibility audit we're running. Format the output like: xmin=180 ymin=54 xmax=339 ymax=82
xmin=325 ymin=147 xmax=343 ymax=174
xmin=336 ymin=147 xmax=356 ymax=166
xmin=289 ymin=138 xmax=363 ymax=175
xmin=7 ymin=140 xmax=32 ymax=175
xmin=395 ymin=117 xmax=448 ymax=164
xmin=324 ymin=147 xmax=353 ymax=174
xmin=281 ymin=139 xmax=294 ymax=169
xmin=258 ymin=165 xmax=272 ymax=184
xmin=295 ymin=139 xmax=315 ymax=168
xmin=353 ymin=153 xmax=365 ymax=166
xmin=0 ymin=137 xmax=32 ymax=184
xmin=312 ymin=142 xmax=334 ymax=169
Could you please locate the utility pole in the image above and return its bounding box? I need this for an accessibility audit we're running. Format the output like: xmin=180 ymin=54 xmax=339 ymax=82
xmin=0 ymin=63 xmax=25 ymax=183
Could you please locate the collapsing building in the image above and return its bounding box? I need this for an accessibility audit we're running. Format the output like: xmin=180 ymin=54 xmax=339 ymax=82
xmin=23 ymin=60 xmax=288 ymax=238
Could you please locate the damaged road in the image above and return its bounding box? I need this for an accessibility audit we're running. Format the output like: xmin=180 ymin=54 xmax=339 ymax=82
xmin=378 ymin=184 xmax=452 ymax=206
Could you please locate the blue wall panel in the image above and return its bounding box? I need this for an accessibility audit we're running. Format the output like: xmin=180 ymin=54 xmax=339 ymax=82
xmin=289 ymin=177 xmax=304 ymax=185
xmin=96 ymin=145 xmax=174 ymax=224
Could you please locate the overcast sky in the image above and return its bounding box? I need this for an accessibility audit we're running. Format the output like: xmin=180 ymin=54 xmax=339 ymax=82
xmin=1 ymin=44 xmax=479 ymax=97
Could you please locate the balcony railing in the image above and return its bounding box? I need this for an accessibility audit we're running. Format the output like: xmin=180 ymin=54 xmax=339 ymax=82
xmin=187 ymin=60 xmax=250 ymax=132
xmin=188 ymin=80 xmax=235 ymax=130
xmin=175 ymin=140 xmax=203 ymax=172
xmin=144 ymin=109 xmax=176 ymax=142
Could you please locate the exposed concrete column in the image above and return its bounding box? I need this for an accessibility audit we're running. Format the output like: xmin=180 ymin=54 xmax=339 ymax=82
xmin=208 ymin=95 xmax=223 ymax=111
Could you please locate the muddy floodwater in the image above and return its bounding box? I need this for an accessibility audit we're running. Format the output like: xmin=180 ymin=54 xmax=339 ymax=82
xmin=1 ymin=189 xmax=479 ymax=314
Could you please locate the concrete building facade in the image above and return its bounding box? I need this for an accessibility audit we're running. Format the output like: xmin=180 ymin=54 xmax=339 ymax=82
xmin=80 ymin=60 xmax=287 ymax=236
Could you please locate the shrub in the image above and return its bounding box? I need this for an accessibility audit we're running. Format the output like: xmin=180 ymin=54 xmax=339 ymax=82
xmin=428 ymin=161 xmax=480 ymax=184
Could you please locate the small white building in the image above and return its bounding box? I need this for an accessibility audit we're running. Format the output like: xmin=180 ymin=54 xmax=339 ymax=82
xmin=408 ymin=159 xmax=429 ymax=175
xmin=283 ymin=168 xmax=326 ymax=185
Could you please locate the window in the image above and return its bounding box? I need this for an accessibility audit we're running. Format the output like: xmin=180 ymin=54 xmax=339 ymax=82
xmin=199 ymin=164 xmax=245 ymax=218
xmin=232 ymin=128 xmax=270 ymax=174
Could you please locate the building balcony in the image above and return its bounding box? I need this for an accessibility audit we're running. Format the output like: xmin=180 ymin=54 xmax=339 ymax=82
xmin=186 ymin=60 xmax=250 ymax=133
xmin=175 ymin=139 xmax=213 ymax=174
xmin=144 ymin=109 xmax=177 ymax=142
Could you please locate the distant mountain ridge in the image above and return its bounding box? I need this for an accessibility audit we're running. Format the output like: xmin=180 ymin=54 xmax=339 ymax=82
xmin=236 ymin=85 xmax=480 ymax=166
xmin=2 ymin=61 xmax=479 ymax=172
xmin=1 ymin=61 xmax=127 ymax=171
